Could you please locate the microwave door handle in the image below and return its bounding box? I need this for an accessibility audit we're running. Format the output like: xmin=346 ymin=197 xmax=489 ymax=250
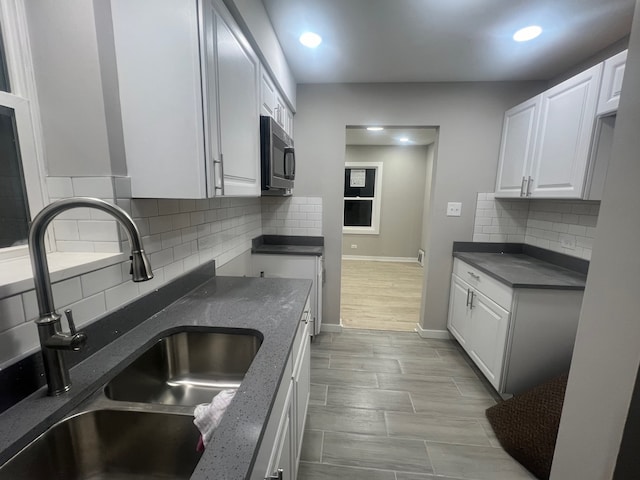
xmin=285 ymin=147 xmax=295 ymax=179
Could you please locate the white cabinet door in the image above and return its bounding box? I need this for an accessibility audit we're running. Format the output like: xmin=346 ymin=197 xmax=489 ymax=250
xmin=261 ymin=69 xmax=277 ymax=117
xmin=266 ymin=381 xmax=294 ymax=480
xmin=529 ymin=63 xmax=603 ymax=198
xmin=597 ymin=50 xmax=627 ymax=116
xmin=111 ymin=0 xmax=208 ymax=199
xmin=447 ymin=275 xmax=473 ymax=349
xmin=494 ymin=96 xmax=540 ymax=198
xmin=468 ymin=289 xmax=510 ymax=391
xmin=214 ymin=3 xmax=261 ymax=197
xmin=293 ymin=320 xmax=311 ymax=477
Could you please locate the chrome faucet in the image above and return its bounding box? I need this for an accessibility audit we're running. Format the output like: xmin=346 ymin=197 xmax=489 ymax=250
xmin=28 ymin=197 xmax=154 ymax=396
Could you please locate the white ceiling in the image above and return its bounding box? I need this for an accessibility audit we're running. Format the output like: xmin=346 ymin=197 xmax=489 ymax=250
xmin=262 ymin=0 xmax=635 ymax=83
xmin=346 ymin=127 xmax=438 ymax=146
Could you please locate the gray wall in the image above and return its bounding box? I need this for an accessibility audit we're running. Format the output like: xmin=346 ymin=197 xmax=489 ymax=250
xmin=293 ymin=82 xmax=546 ymax=328
xmin=550 ymin=1 xmax=640 ymax=477
xmin=24 ymin=0 xmax=117 ymax=177
xmin=342 ymin=145 xmax=428 ymax=259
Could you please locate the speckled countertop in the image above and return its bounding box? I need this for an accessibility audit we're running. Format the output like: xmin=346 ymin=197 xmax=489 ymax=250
xmin=0 ymin=275 xmax=312 ymax=479
xmin=251 ymin=235 xmax=324 ymax=256
xmin=454 ymin=252 xmax=587 ymax=289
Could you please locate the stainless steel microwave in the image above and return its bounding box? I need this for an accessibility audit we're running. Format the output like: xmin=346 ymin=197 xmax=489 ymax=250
xmin=260 ymin=115 xmax=295 ymax=194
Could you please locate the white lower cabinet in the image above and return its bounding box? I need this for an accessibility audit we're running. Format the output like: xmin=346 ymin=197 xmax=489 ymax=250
xmin=252 ymin=254 xmax=323 ymax=336
xmin=447 ymin=258 xmax=583 ymax=396
xmin=252 ymin=298 xmax=311 ymax=480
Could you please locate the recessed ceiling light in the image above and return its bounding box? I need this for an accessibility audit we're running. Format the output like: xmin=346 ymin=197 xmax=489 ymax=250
xmin=399 ymin=137 xmax=409 ymax=142
xmin=513 ymin=25 xmax=542 ymax=42
xmin=366 ymin=127 xmax=384 ymax=131
xmin=299 ymin=32 xmax=322 ymax=48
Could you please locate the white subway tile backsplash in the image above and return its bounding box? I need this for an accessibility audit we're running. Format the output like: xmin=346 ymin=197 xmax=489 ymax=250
xmin=91 ymin=242 xmax=122 ymax=253
xmin=0 ymin=321 xmax=40 ymax=368
xmin=46 ymin=177 xmax=73 ymax=197
xmin=473 ymin=193 xmax=599 ymax=259
xmin=148 ymin=216 xmax=173 ymax=235
xmin=56 ymin=241 xmax=97 ymax=253
xmin=105 ymin=281 xmax=140 ymax=310
xmin=161 ymin=231 xmax=182 ymax=249
xmin=0 ymin=295 xmax=26 ymax=331
xmin=52 ymin=277 xmax=84 ymax=308
xmin=157 ymin=199 xmax=181 ymax=215
xmin=53 ymin=220 xmax=80 ymax=240
xmin=132 ymin=199 xmax=159 ymax=218
xmin=114 ymin=177 xmax=132 ymax=198
xmin=78 ymin=221 xmax=120 ymax=242
xmin=72 ymin=177 xmax=114 ymax=198
xmin=65 ymin=293 xmax=107 ymax=329
xmin=81 ymin=264 xmax=124 ymax=297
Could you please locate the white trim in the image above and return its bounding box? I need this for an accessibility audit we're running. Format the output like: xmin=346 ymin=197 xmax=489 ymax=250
xmin=0 ymin=0 xmax=51 ymax=256
xmin=342 ymin=255 xmax=419 ymax=263
xmin=415 ymin=324 xmax=451 ymax=339
xmin=343 ymin=161 xmax=383 ymax=235
xmin=321 ymin=322 xmax=343 ymax=333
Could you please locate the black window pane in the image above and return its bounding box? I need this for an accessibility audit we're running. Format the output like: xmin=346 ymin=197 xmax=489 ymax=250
xmin=0 ymin=28 xmax=9 ymax=92
xmin=344 ymin=200 xmax=372 ymax=227
xmin=344 ymin=168 xmax=375 ymax=197
xmin=0 ymin=106 xmax=29 ymax=247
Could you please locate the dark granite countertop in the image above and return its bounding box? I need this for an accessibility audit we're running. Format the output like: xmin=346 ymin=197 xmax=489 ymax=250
xmin=0 ymin=274 xmax=312 ymax=479
xmin=252 ymin=235 xmax=324 ymax=256
xmin=453 ymin=252 xmax=587 ymax=290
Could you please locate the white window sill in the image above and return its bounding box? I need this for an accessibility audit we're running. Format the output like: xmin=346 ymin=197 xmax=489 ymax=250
xmin=0 ymin=252 xmax=127 ymax=299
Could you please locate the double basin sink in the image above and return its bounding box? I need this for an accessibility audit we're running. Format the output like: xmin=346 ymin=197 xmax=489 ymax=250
xmin=0 ymin=328 xmax=262 ymax=479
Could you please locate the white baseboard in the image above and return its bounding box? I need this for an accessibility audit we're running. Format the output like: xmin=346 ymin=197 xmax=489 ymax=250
xmin=342 ymin=255 xmax=419 ymax=263
xmin=321 ymin=321 xmax=343 ymax=333
xmin=415 ymin=324 xmax=451 ymax=340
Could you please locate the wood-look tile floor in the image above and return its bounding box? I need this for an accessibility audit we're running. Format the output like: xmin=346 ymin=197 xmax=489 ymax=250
xmin=298 ymin=330 xmax=537 ymax=480
xmin=340 ymin=260 xmax=424 ymax=332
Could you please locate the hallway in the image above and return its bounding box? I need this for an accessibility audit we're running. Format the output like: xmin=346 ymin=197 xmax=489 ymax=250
xmin=340 ymin=260 xmax=423 ymax=332
xmin=298 ymin=329 xmax=536 ymax=480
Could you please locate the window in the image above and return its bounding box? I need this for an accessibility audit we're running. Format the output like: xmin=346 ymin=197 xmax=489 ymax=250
xmin=0 ymin=3 xmax=47 ymax=259
xmin=343 ymin=162 xmax=383 ymax=234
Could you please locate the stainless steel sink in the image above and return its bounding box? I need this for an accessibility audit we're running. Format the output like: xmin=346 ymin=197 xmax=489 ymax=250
xmin=0 ymin=409 xmax=202 ymax=479
xmin=105 ymin=329 xmax=262 ymax=406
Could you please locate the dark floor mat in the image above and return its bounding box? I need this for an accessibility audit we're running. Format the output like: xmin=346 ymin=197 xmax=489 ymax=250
xmin=485 ymin=373 xmax=569 ymax=480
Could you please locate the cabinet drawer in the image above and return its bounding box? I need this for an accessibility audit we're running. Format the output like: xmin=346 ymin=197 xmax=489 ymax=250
xmin=453 ymin=259 xmax=513 ymax=310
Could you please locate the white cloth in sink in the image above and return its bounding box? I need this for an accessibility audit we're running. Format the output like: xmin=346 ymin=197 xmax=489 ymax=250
xmin=194 ymin=389 xmax=236 ymax=449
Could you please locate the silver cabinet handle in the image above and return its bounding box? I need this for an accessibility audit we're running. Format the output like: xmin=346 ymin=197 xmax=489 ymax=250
xmin=266 ymin=469 xmax=283 ymax=480
xmin=520 ymin=176 xmax=527 ymax=197
xmin=526 ymin=176 xmax=532 ymax=197
xmin=213 ymin=153 xmax=225 ymax=196
xmin=466 ymin=288 xmax=471 ymax=307
xmin=467 ymin=271 xmax=480 ymax=280
xmin=469 ymin=290 xmax=475 ymax=309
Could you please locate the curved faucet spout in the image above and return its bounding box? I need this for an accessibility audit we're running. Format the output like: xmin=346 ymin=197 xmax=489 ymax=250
xmin=27 ymin=197 xmax=154 ymax=395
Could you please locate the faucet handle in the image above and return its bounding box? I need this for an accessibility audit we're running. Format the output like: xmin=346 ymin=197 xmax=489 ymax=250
xmin=64 ymin=309 xmax=77 ymax=335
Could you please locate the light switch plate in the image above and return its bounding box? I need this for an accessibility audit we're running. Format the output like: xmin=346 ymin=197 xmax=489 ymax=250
xmin=446 ymin=202 xmax=462 ymax=217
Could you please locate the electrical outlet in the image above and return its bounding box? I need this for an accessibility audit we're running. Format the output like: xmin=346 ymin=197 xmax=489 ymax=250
xmin=351 ymin=244 xmax=358 ymax=249
xmin=446 ymin=202 xmax=462 ymax=217
xmin=560 ymin=235 xmax=576 ymax=250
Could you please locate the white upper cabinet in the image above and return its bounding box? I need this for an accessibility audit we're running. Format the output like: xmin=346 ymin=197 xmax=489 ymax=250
xmin=111 ymin=0 xmax=260 ymax=198
xmin=494 ymin=96 xmax=540 ymax=198
xmin=260 ymin=66 xmax=294 ymax=137
xmin=495 ymin=62 xmax=605 ymax=199
xmin=597 ymin=49 xmax=627 ymax=116
xmin=529 ymin=63 xmax=602 ymax=198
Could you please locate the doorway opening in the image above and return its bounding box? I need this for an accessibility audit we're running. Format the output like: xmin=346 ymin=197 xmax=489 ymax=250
xmin=340 ymin=125 xmax=438 ymax=332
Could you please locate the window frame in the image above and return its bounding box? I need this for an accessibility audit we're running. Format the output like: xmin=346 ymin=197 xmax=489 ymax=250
xmin=343 ymin=161 xmax=383 ymax=235
xmin=0 ymin=0 xmax=49 ymax=258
